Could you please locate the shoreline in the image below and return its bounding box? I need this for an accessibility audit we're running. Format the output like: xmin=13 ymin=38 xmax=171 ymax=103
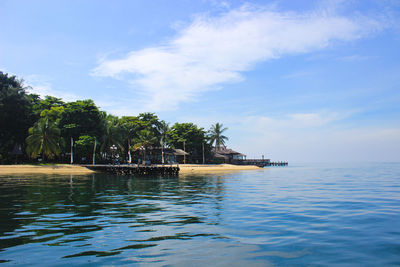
xmin=0 ymin=164 xmax=261 ymax=175
xmin=0 ymin=164 xmax=96 ymax=175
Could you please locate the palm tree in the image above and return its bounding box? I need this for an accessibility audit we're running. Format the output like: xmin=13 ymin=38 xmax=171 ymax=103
xmin=26 ymin=118 xmax=61 ymax=160
xmin=133 ymin=129 xmax=158 ymax=165
xmin=100 ymin=115 xmax=123 ymax=159
xmin=158 ymin=120 xmax=170 ymax=164
xmin=208 ymin=123 xmax=229 ymax=151
xmin=120 ymin=121 xmax=138 ymax=164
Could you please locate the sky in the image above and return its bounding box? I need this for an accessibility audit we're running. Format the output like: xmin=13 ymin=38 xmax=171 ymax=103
xmin=1 ymin=0 xmax=400 ymax=162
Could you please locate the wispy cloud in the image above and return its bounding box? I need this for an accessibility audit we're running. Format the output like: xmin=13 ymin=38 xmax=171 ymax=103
xmin=337 ymin=54 xmax=374 ymax=62
xmin=25 ymin=75 xmax=80 ymax=102
xmin=235 ymin=111 xmax=400 ymax=162
xmin=281 ymin=70 xmax=316 ymax=79
xmin=174 ymin=110 xmax=400 ymax=162
xmin=245 ymin=110 xmax=349 ymax=131
xmin=92 ymin=3 xmax=383 ymax=111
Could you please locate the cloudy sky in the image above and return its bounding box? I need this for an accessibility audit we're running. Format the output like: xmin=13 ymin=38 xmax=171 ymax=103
xmin=1 ymin=0 xmax=400 ymax=162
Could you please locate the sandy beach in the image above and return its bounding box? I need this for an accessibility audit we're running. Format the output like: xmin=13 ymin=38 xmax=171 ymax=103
xmin=0 ymin=164 xmax=96 ymax=175
xmin=0 ymin=164 xmax=261 ymax=175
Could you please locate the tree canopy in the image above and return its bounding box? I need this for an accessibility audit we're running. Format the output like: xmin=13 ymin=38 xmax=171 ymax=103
xmin=26 ymin=118 xmax=61 ymax=159
xmin=0 ymin=72 xmax=36 ymax=163
xmin=169 ymin=123 xmax=210 ymax=163
xmin=59 ymin=100 xmax=103 ymax=140
xmin=0 ymin=71 xmax=230 ymax=164
xmin=209 ymin=123 xmax=229 ymax=151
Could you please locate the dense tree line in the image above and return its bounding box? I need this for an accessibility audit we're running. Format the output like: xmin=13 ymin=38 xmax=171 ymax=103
xmin=0 ymin=72 xmax=228 ymax=164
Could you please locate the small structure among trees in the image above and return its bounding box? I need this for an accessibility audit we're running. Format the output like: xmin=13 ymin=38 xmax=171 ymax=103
xmin=0 ymin=71 xmax=253 ymax=165
xmin=212 ymin=147 xmax=246 ymax=164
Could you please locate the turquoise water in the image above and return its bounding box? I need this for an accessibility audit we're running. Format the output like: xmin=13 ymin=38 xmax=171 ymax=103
xmin=0 ymin=163 xmax=400 ymax=266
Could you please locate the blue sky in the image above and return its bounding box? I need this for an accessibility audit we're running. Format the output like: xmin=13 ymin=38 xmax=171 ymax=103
xmin=1 ymin=0 xmax=400 ymax=162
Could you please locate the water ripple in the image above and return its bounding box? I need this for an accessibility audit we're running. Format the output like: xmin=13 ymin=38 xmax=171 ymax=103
xmin=0 ymin=163 xmax=400 ymax=265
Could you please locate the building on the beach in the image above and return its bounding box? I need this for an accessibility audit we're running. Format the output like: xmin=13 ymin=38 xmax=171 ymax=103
xmin=169 ymin=148 xmax=189 ymax=164
xmin=212 ymin=147 xmax=246 ymax=164
xmin=134 ymin=147 xmax=189 ymax=164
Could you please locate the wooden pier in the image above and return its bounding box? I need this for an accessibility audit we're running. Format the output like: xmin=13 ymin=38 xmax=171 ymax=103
xmin=84 ymin=164 xmax=180 ymax=176
xmin=233 ymin=159 xmax=288 ymax=167
xmin=268 ymin=161 xmax=288 ymax=166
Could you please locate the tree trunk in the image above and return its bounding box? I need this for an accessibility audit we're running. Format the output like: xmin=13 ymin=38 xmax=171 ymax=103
xmin=202 ymin=142 xmax=205 ymax=164
xmin=70 ymin=137 xmax=74 ymax=164
xmin=183 ymin=141 xmax=186 ymax=164
xmin=161 ymin=146 xmax=164 ymax=164
xmin=92 ymin=139 xmax=97 ymax=165
xmin=127 ymin=139 xmax=132 ymax=164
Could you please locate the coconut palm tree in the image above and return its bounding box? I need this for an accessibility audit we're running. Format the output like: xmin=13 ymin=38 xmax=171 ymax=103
xmin=158 ymin=120 xmax=170 ymax=164
xmin=26 ymin=118 xmax=61 ymax=160
xmin=208 ymin=123 xmax=229 ymax=151
xmin=120 ymin=118 xmax=140 ymax=164
xmin=100 ymin=115 xmax=123 ymax=159
xmin=133 ymin=129 xmax=158 ymax=165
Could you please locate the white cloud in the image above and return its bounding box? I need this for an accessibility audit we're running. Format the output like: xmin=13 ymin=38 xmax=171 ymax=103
xmin=25 ymin=75 xmax=80 ymax=102
xmin=175 ymin=110 xmax=400 ymax=162
xmin=287 ymin=112 xmax=343 ymax=127
xmin=337 ymin=54 xmax=373 ymax=62
xmin=92 ymin=3 xmax=383 ymax=111
xmin=230 ymin=112 xmax=400 ymax=162
xmin=244 ymin=111 xmax=348 ymax=130
xmin=281 ymin=70 xmax=316 ymax=79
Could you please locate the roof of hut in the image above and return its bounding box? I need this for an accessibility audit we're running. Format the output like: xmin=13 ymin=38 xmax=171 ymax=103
xmin=212 ymin=147 xmax=245 ymax=156
xmin=214 ymin=153 xmax=229 ymax=159
xmin=132 ymin=147 xmax=189 ymax=155
xmin=173 ymin=149 xmax=189 ymax=156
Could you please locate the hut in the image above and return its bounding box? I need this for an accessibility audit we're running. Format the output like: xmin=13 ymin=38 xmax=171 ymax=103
xmin=212 ymin=147 xmax=246 ymax=164
xmin=134 ymin=147 xmax=189 ymax=164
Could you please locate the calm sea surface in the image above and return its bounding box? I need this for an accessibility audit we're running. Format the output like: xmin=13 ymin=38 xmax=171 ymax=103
xmin=0 ymin=163 xmax=400 ymax=266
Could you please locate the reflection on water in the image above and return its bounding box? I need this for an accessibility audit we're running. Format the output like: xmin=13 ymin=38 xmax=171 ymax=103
xmin=0 ymin=163 xmax=400 ymax=265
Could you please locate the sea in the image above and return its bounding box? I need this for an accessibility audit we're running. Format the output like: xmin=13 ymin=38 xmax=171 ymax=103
xmin=0 ymin=162 xmax=399 ymax=266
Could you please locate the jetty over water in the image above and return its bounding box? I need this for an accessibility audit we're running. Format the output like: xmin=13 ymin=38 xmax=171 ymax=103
xmin=268 ymin=161 xmax=289 ymax=166
xmin=84 ymin=164 xmax=180 ymax=176
xmin=234 ymin=159 xmax=288 ymax=167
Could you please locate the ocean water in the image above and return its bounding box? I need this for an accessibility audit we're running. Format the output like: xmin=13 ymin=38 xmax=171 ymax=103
xmin=0 ymin=163 xmax=399 ymax=266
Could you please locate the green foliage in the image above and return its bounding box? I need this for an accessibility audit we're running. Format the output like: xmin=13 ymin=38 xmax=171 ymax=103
xmin=169 ymin=123 xmax=210 ymax=163
xmin=133 ymin=129 xmax=158 ymax=163
xmin=158 ymin=120 xmax=171 ymax=148
xmin=138 ymin=112 xmax=160 ymax=127
xmin=59 ymin=100 xmax=103 ymax=140
xmin=138 ymin=112 xmax=161 ymax=136
xmin=0 ymin=72 xmax=36 ymax=163
xmin=119 ymin=116 xmax=143 ymax=135
xmin=28 ymin=94 xmax=44 ymax=117
xmin=0 ymin=71 xmax=230 ymax=165
xmin=119 ymin=116 xmax=145 ymax=144
xmin=38 ymin=96 xmax=64 ymax=110
xmin=26 ymin=118 xmax=61 ymax=159
xmin=133 ymin=129 xmax=158 ymax=149
xmin=99 ymin=115 xmax=123 ymax=154
xmin=119 ymin=116 xmax=145 ymax=162
xmin=74 ymin=135 xmax=96 ymax=161
xmin=40 ymin=106 xmax=65 ymax=124
xmin=32 ymin=95 xmax=64 ymax=116
xmin=157 ymin=120 xmax=171 ymax=164
xmin=209 ymin=123 xmax=229 ymax=150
